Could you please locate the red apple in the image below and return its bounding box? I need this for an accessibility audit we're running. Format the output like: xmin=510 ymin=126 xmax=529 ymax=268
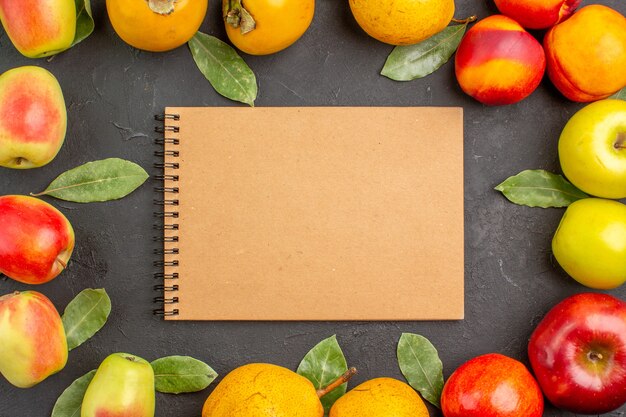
xmin=0 ymin=291 xmax=68 ymax=388
xmin=0 ymin=195 xmax=74 ymax=284
xmin=0 ymin=66 xmax=67 ymax=169
xmin=0 ymin=0 xmax=76 ymax=58
xmin=528 ymin=293 xmax=626 ymax=414
xmin=441 ymin=353 xmax=543 ymax=417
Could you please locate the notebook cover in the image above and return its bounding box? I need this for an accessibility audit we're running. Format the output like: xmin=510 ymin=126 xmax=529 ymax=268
xmin=158 ymin=107 xmax=464 ymax=321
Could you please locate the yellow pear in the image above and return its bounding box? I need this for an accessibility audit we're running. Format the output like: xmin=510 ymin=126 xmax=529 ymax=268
xmin=202 ymin=363 xmax=355 ymax=417
xmin=329 ymin=377 xmax=430 ymax=417
xmin=349 ymin=0 xmax=455 ymax=45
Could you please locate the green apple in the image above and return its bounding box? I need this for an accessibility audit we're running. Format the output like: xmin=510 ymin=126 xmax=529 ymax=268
xmin=559 ymin=99 xmax=626 ymax=199
xmin=81 ymin=353 xmax=155 ymax=417
xmin=552 ymin=198 xmax=626 ymax=289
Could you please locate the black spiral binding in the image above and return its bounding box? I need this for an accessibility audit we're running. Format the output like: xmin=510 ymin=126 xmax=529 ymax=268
xmin=153 ymin=113 xmax=181 ymax=317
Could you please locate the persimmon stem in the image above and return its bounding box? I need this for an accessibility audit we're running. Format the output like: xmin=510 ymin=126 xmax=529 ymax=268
xmin=316 ymin=367 xmax=357 ymax=398
xmin=148 ymin=0 xmax=176 ymax=15
xmin=452 ymin=15 xmax=478 ymax=24
xmin=224 ymin=0 xmax=256 ymax=34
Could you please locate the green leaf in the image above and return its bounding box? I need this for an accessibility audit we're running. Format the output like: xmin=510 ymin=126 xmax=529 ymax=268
xmin=495 ymin=169 xmax=588 ymax=208
xmin=62 ymin=289 xmax=111 ymax=351
xmin=381 ymin=24 xmax=467 ymax=81
xmin=609 ymin=87 xmax=626 ymax=100
xmin=72 ymin=0 xmax=94 ymax=47
xmin=51 ymin=370 xmax=96 ymax=417
xmin=397 ymin=333 xmax=444 ymax=408
xmin=188 ymin=32 xmax=257 ymax=106
xmin=32 ymin=158 xmax=149 ymax=203
xmin=151 ymin=356 xmax=218 ymax=394
xmin=297 ymin=335 xmax=348 ymax=414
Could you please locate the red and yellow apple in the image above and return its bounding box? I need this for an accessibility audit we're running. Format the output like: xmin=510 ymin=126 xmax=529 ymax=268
xmin=455 ymin=15 xmax=546 ymax=106
xmin=494 ymin=0 xmax=580 ymax=30
xmin=0 ymin=66 xmax=67 ymax=169
xmin=0 ymin=195 xmax=75 ymax=285
xmin=0 ymin=0 xmax=76 ymax=58
xmin=544 ymin=5 xmax=626 ymax=102
xmin=0 ymin=291 xmax=68 ymax=388
xmin=559 ymin=99 xmax=626 ymax=199
xmin=552 ymin=198 xmax=626 ymax=289
xmin=529 ymin=293 xmax=626 ymax=414
xmin=441 ymin=353 xmax=543 ymax=417
xmin=82 ymin=353 xmax=155 ymax=417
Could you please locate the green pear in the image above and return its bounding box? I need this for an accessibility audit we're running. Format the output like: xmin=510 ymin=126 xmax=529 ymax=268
xmin=81 ymin=353 xmax=155 ymax=417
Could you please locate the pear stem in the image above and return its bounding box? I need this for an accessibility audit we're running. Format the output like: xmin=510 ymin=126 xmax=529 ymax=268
xmin=316 ymin=367 xmax=357 ymax=399
xmin=451 ymin=15 xmax=478 ymax=24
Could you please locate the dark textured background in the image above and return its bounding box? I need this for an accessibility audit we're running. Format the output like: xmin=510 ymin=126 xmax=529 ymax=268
xmin=1 ymin=0 xmax=625 ymax=415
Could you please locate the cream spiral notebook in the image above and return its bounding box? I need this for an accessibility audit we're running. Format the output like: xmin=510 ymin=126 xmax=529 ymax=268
xmin=153 ymin=107 xmax=464 ymax=321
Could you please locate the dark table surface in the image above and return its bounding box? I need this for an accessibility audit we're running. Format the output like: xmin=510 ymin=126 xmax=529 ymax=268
xmin=1 ymin=0 xmax=625 ymax=416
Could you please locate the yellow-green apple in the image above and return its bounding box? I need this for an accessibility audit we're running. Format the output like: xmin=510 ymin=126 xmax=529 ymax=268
xmin=0 ymin=195 xmax=74 ymax=284
xmin=0 ymin=66 xmax=67 ymax=169
xmin=0 ymin=0 xmax=76 ymax=58
xmin=441 ymin=353 xmax=543 ymax=417
xmin=559 ymin=99 xmax=626 ymax=199
xmin=0 ymin=291 xmax=68 ymax=388
xmin=494 ymin=0 xmax=580 ymax=29
xmin=552 ymin=198 xmax=626 ymax=289
xmin=82 ymin=353 xmax=155 ymax=417
xmin=455 ymin=15 xmax=546 ymax=106
xmin=528 ymin=293 xmax=626 ymax=414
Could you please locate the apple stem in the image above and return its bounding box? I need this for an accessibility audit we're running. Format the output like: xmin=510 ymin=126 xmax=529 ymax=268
xmin=615 ymin=133 xmax=625 ymax=149
xmin=56 ymin=258 xmax=67 ymax=269
xmin=316 ymin=367 xmax=357 ymax=399
xmin=452 ymin=15 xmax=478 ymax=24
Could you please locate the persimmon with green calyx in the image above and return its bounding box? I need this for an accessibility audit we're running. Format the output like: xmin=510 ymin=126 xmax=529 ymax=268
xmin=223 ymin=0 xmax=314 ymax=55
xmin=202 ymin=363 xmax=356 ymax=417
xmin=81 ymin=353 xmax=155 ymax=417
xmin=329 ymin=378 xmax=429 ymax=417
xmin=106 ymin=0 xmax=208 ymax=52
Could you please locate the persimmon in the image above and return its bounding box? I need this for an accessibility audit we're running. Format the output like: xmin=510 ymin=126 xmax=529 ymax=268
xmin=223 ymin=0 xmax=314 ymax=55
xmin=106 ymin=0 xmax=207 ymax=52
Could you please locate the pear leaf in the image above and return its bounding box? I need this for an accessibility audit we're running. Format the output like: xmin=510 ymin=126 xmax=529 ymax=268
xmin=32 ymin=158 xmax=149 ymax=203
xmin=297 ymin=335 xmax=349 ymax=414
xmin=381 ymin=24 xmax=468 ymax=81
xmin=609 ymin=87 xmax=626 ymax=101
xmin=397 ymin=333 xmax=444 ymax=408
xmin=495 ymin=169 xmax=588 ymax=208
xmin=72 ymin=0 xmax=94 ymax=47
xmin=62 ymin=289 xmax=111 ymax=351
xmin=51 ymin=370 xmax=96 ymax=417
xmin=188 ymin=32 xmax=257 ymax=106
xmin=151 ymin=356 xmax=218 ymax=394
